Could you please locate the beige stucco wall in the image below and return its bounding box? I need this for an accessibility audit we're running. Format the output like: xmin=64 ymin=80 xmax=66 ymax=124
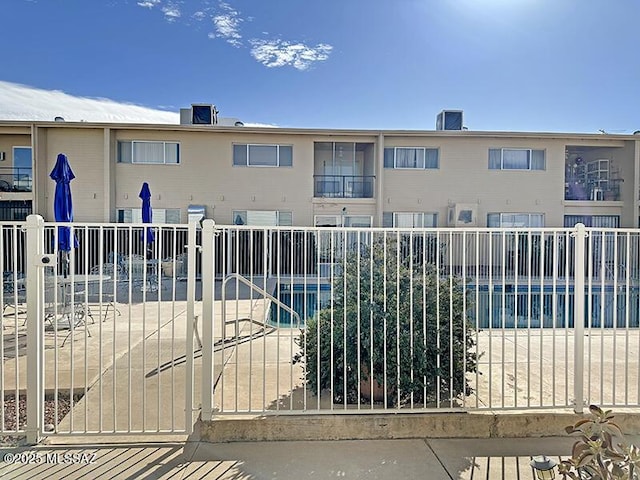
xmin=0 ymin=134 xmax=31 ymax=164
xmin=382 ymin=136 xmax=636 ymax=227
xmin=113 ymin=129 xmax=317 ymax=225
xmin=1 ymin=121 xmax=637 ymax=228
xmin=39 ymin=127 xmax=106 ymax=222
xmin=382 ymin=136 xmax=566 ymax=227
xmin=607 ymin=141 xmax=634 ymax=226
xmin=112 ymin=130 xmax=379 ymax=226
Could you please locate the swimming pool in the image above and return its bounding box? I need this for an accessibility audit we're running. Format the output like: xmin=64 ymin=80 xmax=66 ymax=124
xmin=268 ymin=282 xmax=331 ymax=327
xmin=269 ymin=282 xmax=640 ymax=329
xmin=469 ymin=284 xmax=640 ymax=329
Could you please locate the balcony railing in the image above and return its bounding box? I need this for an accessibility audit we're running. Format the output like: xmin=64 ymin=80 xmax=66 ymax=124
xmin=0 ymin=167 xmax=33 ymax=192
xmin=313 ymin=175 xmax=375 ymax=198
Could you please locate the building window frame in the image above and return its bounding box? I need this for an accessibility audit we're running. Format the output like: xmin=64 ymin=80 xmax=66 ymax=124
xmin=11 ymin=146 xmax=33 ymax=192
xmin=487 ymin=212 xmax=545 ymax=228
xmin=314 ymin=215 xmax=373 ymax=227
xmin=488 ymin=148 xmax=545 ymax=171
xmin=564 ymin=215 xmax=619 ymax=228
xmin=117 ymin=140 xmax=180 ymax=165
xmin=233 ymin=144 xmax=293 ymax=167
xmin=116 ymin=208 xmax=181 ymax=224
xmin=382 ymin=212 xmax=438 ymax=228
xmin=233 ymin=210 xmax=293 ymax=226
xmin=383 ymin=147 xmax=439 ymax=169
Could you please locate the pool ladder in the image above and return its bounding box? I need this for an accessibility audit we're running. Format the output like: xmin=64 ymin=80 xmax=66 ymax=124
xmin=220 ymin=274 xmax=302 ymax=339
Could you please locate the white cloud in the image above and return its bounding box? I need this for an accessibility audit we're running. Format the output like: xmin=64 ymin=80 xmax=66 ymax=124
xmin=250 ymin=40 xmax=333 ymax=70
xmin=134 ymin=0 xmax=333 ymax=69
xmin=137 ymin=0 xmax=161 ymax=8
xmin=162 ymin=3 xmax=181 ymax=22
xmin=137 ymin=0 xmax=181 ymax=23
xmin=0 ymin=81 xmax=274 ymax=127
xmin=193 ymin=11 xmax=207 ymax=20
xmin=211 ymin=2 xmax=243 ymax=47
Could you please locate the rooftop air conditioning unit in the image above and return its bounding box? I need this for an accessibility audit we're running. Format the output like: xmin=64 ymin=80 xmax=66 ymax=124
xmin=436 ymin=110 xmax=464 ymax=131
xmin=447 ymin=203 xmax=477 ymax=227
xmin=190 ymin=104 xmax=218 ymax=125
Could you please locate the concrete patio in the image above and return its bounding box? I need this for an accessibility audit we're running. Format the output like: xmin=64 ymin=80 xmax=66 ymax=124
xmin=0 ymin=436 xmax=582 ymax=479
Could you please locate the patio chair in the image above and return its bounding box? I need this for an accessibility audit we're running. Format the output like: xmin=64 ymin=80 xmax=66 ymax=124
xmin=2 ymin=275 xmax=26 ymax=325
xmin=44 ymin=281 xmax=93 ymax=346
xmin=89 ymin=263 xmax=122 ymax=320
xmin=66 ymin=281 xmax=95 ymax=324
xmin=60 ymin=297 xmax=93 ymax=347
xmin=175 ymin=253 xmax=188 ymax=281
xmin=124 ymin=254 xmax=158 ymax=292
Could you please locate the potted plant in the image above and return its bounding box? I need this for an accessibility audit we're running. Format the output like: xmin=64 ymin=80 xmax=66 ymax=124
xmin=558 ymin=405 xmax=640 ymax=479
xmin=294 ymin=236 xmax=477 ymax=406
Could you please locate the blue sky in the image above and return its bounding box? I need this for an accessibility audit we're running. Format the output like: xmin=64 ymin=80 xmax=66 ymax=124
xmin=2 ymin=0 xmax=639 ymax=132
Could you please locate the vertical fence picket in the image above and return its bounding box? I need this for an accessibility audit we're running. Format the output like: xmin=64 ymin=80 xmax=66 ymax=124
xmin=572 ymin=223 xmax=587 ymax=414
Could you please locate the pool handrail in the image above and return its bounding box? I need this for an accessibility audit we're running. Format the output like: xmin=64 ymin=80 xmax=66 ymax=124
xmin=221 ymin=273 xmax=302 ymax=330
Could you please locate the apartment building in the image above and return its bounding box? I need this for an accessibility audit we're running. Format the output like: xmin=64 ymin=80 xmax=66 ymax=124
xmin=0 ymin=107 xmax=638 ymax=228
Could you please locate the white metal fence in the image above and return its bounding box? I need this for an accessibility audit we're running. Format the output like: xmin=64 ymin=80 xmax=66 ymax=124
xmin=198 ymin=222 xmax=640 ymax=418
xmin=1 ymin=216 xmax=198 ymax=442
xmin=3 ymin=218 xmax=640 ymax=442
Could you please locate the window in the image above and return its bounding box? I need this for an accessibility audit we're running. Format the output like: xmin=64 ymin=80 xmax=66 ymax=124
xmin=314 ymin=215 xmax=372 ymax=259
xmin=313 ymin=215 xmax=372 ymax=227
xmin=487 ymin=213 xmax=544 ymax=228
xmin=315 ymin=215 xmax=340 ymax=227
xmin=343 ymin=216 xmax=372 ymax=227
xmin=117 ymin=208 xmax=181 ymax=223
xmin=117 ymin=141 xmax=180 ymax=164
xmin=382 ymin=212 xmax=438 ymax=228
xmin=12 ymin=146 xmax=32 ymax=192
xmin=384 ymin=147 xmax=439 ymax=169
xmin=564 ymin=215 xmax=619 ymax=228
xmin=488 ymin=148 xmax=545 ymax=170
xmin=233 ymin=144 xmax=293 ymax=167
xmin=233 ymin=210 xmax=292 ymax=226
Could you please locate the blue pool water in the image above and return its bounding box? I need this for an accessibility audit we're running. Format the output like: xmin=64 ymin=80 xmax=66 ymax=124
xmin=269 ymin=282 xmax=640 ymax=329
xmin=471 ymin=287 xmax=640 ymax=329
xmin=269 ymin=283 xmax=331 ymax=326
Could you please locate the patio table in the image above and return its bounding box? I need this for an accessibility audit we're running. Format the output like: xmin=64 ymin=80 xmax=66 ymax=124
xmin=45 ymin=274 xmax=109 ymax=329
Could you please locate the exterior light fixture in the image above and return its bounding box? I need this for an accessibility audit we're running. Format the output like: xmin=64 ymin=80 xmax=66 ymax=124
xmin=530 ymin=455 xmax=556 ymax=479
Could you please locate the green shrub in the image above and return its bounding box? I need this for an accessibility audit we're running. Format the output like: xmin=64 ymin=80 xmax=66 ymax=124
xmin=295 ymin=237 xmax=477 ymax=406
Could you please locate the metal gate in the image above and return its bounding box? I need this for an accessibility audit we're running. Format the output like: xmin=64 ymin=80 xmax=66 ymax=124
xmin=1 ymin=216 xmax=199 ymax=443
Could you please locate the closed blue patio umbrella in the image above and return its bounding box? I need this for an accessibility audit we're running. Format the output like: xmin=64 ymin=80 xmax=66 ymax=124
xmin=139 ymin=182 xmax=155 ymax=247
xmin=50 ymin=154 xmax=78 ymax=274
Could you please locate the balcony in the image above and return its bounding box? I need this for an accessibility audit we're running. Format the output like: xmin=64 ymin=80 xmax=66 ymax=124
xmin=313 ymin=175 xmax=375 ymax=199
xmin=0 ymin=167 xmax=33 ymax=193
xmin=565 ymin=147 xmax=624 ymax=201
